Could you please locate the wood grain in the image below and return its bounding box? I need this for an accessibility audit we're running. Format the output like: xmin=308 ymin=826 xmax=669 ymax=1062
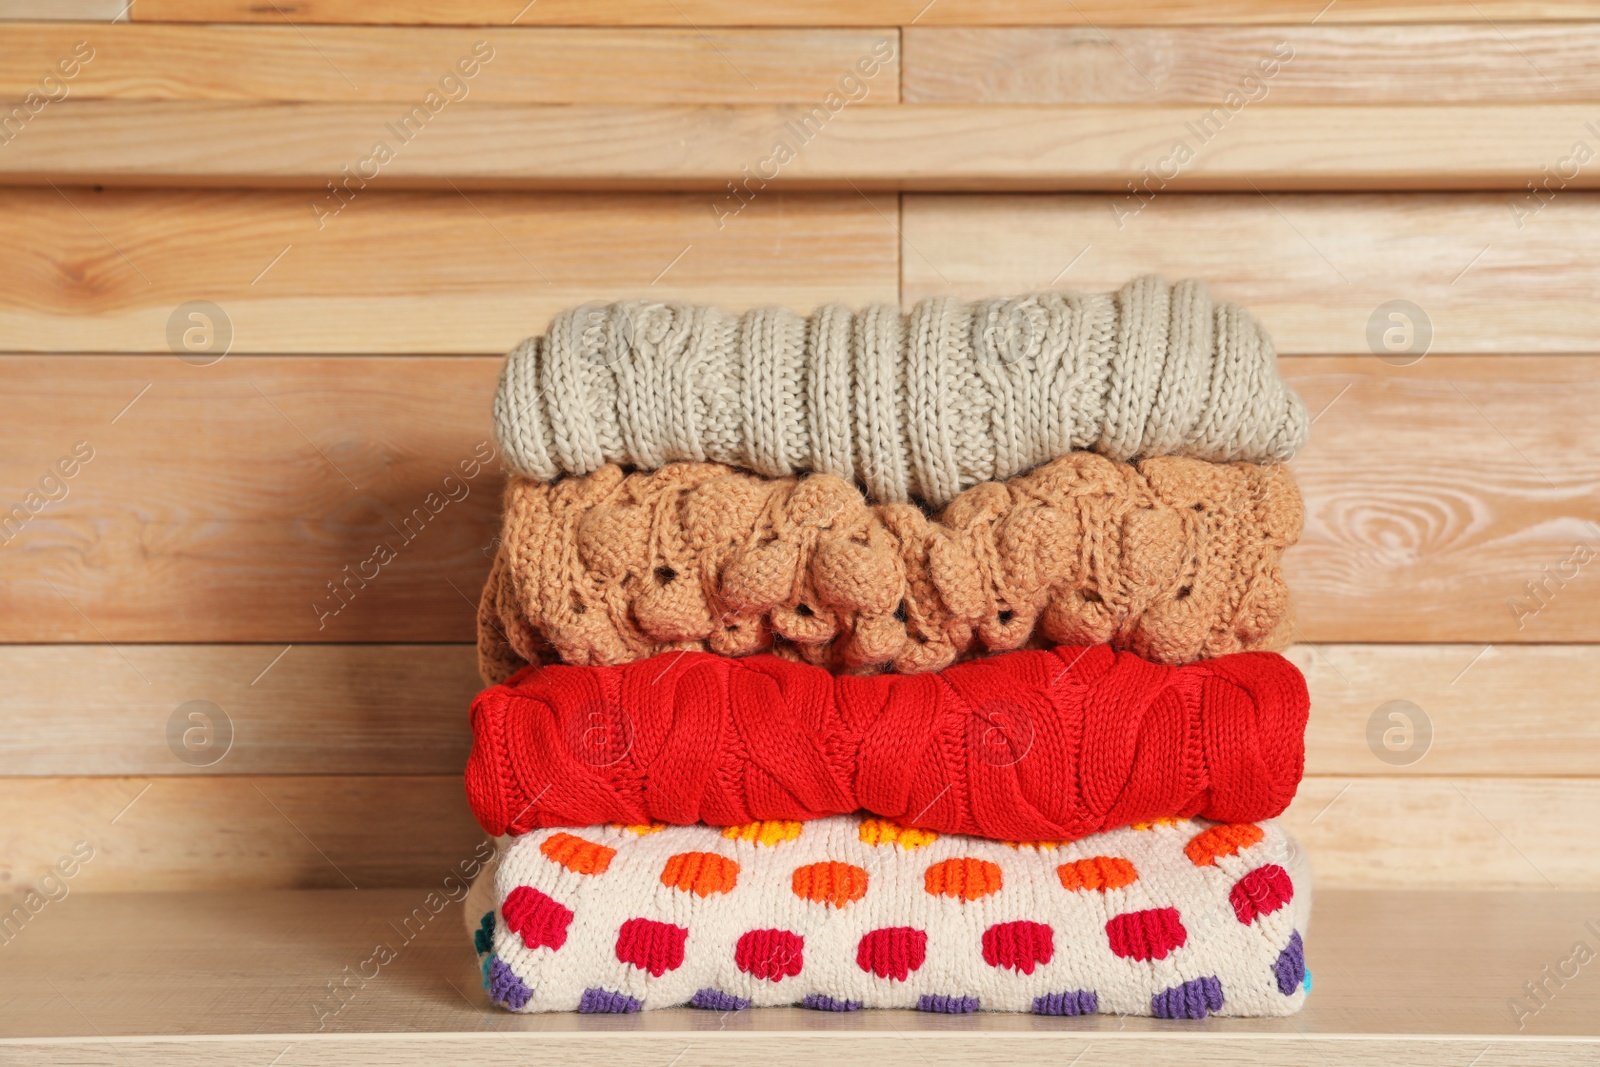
xmin=0 ymin=775 xmax=486 ymax=891
xmin=0 ymin=0 xmax=124 ymax=17
xmin=902 ymin=194 xmax=1600 ymax=354
xmin=4 ymin=355 xmax=1597 ymax=643
xmin=0 ymin=356 xmax=503 ymax=642
xmin=122 ymin=0 xmax=1600 ymax=26
xmin=0 ymin=188 xmax=899 ymax=353
xmin=0 ymin=644 xmax=481 ymax=776
xmin=6 ymin=101 xmax=1600 ymax=192
xmin=1292 ymin=645 xmax=1600 ymax=776
xmin=1283 ymin=356 xmax=1600 ymax=643
xmin=904 ymin=24 xmax=1600 ymax=103
xmin=5 ymin=644 xmax=1599 ymax=778
xmin=3 ymin=889 xmax=1600 ymax=1055
xmin=1281 ymin=777 xmax=1600 ymax=889
xmin=0 ymin=24 xmax=899 ymax=103
xmin=1 ymin=774 xmax=1595 ymax=891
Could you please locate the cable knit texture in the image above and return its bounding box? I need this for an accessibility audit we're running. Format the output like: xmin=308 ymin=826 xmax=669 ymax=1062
xmin=464 ymin=644 xmax=1309 ymax=842
xmin=494 ymin=276 xmax=1309 ymax=506
xmin=466 ymin=815 xmax=1310 ymax=1016
xmin=476 ymin=453 xmax=1302 ymax=684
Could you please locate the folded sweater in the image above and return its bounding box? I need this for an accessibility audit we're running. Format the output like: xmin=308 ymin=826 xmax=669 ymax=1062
xmin=478 ymin=452 xmax=1301 ymax=684
xmin=466 ymin=815 xmax=1310 ymax=1017
xmin=494 ymin=276 xmax=1309 ymax=507
xmin=465 ymin=644 xmax=1309 ymax=841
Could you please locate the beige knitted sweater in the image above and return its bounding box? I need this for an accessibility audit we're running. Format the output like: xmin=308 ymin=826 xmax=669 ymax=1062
xmin=494 ymin=277 xmax=1308 ymax=507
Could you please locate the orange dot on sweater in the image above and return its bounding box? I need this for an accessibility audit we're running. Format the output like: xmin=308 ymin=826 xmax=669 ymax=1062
xmin=791 ymin=861 xmax=869 ymax=908
xmin=924 ymin=857 xmax=1003 ymax=901
xmin=858 ymin=818 xmax=938 ymax=850
xmin=1132 ymin=816 xmax=1185 ymax=831
xmin=721 ymin=820 xmax=803 ymax=847
xmin=539 ymin=832 xmax=616 ymax=875
xmin=1184 ymin=823 xmax=1265 ymax=867
xmin=612 ymin=822 xmax=666 ymax=836
xmin=660 ymin=851 xmax=740 ymax=897
xmin=1057 ymin=855 xmax=1138 ymax=892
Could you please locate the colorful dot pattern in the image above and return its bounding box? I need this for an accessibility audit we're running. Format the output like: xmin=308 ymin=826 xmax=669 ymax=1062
xmin=473 ymin=815 xmax=1309 ymax=1017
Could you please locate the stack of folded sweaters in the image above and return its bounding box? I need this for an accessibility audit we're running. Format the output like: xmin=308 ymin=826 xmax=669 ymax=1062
xmin=462 ymin=277 xmax=1315 ymax=1019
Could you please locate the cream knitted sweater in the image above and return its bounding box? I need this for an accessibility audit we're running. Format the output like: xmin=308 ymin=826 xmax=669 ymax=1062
xmin=494 ymin=277 xmax=1309 ymax=507
xmin=465 ymin=816 xmax=1310 ymax=1017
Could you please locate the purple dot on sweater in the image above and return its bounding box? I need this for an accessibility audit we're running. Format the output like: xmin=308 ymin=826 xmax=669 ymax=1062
xmin=802 ymin=994 xmax=861 ymax=1012
xmin=1151 ymin=975 xmax=1223 ymax=1019
xmin=1032 ymin=990 xmax=1098 ymax=1016
xmin=1274 ymin=930 xmax=1306 ymax=996
xmin=578 ymin=987 xmax=642 ymax=1014
xmin=486 ymin=957 xmax=533 ymax=1011
xmin=916 ymin=994 xmax=980 ymax=1014
xmin=689 ymin=988 xmax=751 ymax=1011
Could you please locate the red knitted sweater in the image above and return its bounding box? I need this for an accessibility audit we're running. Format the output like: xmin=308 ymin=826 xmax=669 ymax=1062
xmin=465 ymin=644 xmax=1308 ymax=842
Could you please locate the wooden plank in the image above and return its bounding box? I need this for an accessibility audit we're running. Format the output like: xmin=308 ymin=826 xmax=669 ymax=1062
xmin=6 ymin=645 xmax=1600 ymax=778
xmin=0 ymin=188 xmax=900 ymax=353
xmin=122 ymin=0 xmax=1600 ymax=26
xmin=3 ymin=890 xmax=1600 ymax=1058
xmin=0 ymin=0 xmax=124 ymax=17
xmin=4 ymin=355 xmax=1598 ymax=643
xmin=901 ymin=194 xmax=1600 ymax=354
xmin=0 ymin=645 xmax=481 ymax=776
xmin=1281 ymin=777 xmax=1600 ymax=889
xmin=0 ymin=356 xmax=503 ymax=643
xmin=0 ymin=24 xmax=899 ymax=103
xmin=1284 ymin=356 xmax=1600 ymax=644
xmin=1 ymin=775 xmax=1595 ymax=891
xmin=5 ymin=101 xmax=1600 ymax=191
xmin=1293 ymin=645 xmax=1600 ymax=776
xmin=905 ymin=24 xmax=1600 ymax=103
xmin=0 ymin=775 xmax=486 ymax=891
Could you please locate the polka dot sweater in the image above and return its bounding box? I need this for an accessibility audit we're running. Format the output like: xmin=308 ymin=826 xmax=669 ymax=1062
xmin=465 ymin=815 xmax=1310 ymax=1018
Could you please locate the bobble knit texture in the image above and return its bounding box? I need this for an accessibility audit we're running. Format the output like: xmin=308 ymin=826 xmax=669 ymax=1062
xmin=476 ymin=452 xmax=1302 ymax=685
xmin=464 ymin=644 xmax=1310 ymax=841
xmin=465 ymin=815 xmax=1311 ymax=1016
xmin=494 ymin=277 xmax=1309 ymax=507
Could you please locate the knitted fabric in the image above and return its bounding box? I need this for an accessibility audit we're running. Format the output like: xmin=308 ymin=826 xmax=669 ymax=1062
xmin=465 ymin=815 xmax=1310 ymax=1016
xmin=464 ymin=643 xmax=1309 ymax=841
xmin=493 ymin=276 xmax=1309 ymax=507
xmin=476 ymin=452 xmax=1302 ymax=684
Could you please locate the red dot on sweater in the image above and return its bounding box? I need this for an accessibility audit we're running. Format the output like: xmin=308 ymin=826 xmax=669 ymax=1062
xmin=735 ymin=928 xmax=805 ymax=982
xmin=615 ymin=917 xmax=688 ymax=976
xmin=1230 ymin=864 xmax=1294 ymax=924
xmin=501 ymin=885 xmax=574 ymax=951
xmin=982 ymin=920 xmax=1054 ymax=974
xmin=856 ymin=926 xmax=928 ymax=981
xmin=1106 ymin=907 xmax=1188 ymax=961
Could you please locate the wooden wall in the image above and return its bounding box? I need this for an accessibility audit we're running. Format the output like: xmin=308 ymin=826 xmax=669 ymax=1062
xmin=1 ymin=3 xmax=1595 ymax=892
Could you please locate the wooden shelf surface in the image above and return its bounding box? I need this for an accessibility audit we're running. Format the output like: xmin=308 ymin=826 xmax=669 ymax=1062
xmin=1 ymin=889 xmax=1597 ymax=1063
